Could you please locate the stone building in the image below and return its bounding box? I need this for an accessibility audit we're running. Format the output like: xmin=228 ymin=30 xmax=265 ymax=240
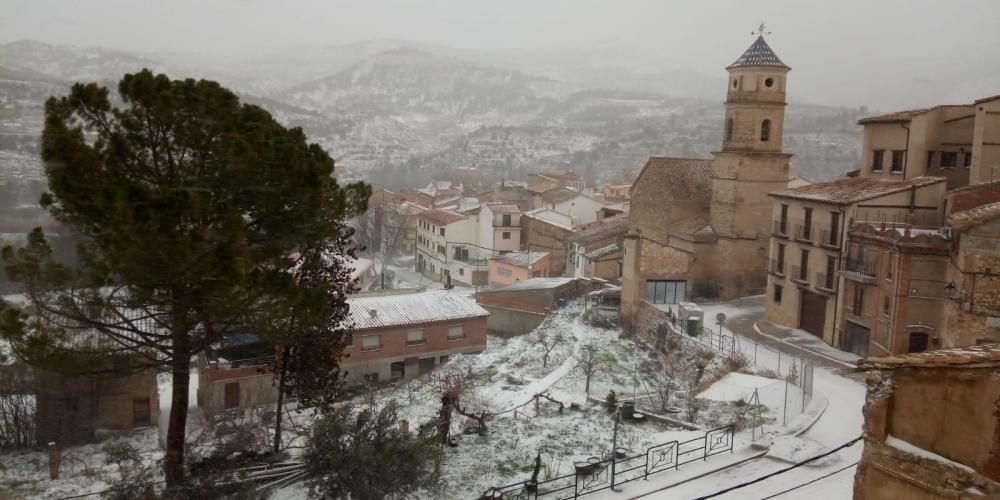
xmin=196 ymin=332 xmax=277 ymax=417
xmin=621 ymin=33 xmax=791 ymax=330
xmin=566 ymin=216 xmax=626 ymax=280
xmin=763 ymin=176 xmax=948 ymax=348
xmin=521 ymin=208 xmax=574 ymax=276
xmin=853 ymin=344 xmax=1000 ymax=499
xmin=832 ymin=180 xmax=1000 ymax=357
xmin=857 ymin=94 xmax=1000 ymax=190
xmin=35 ymin=359 xmax=159 ymax=445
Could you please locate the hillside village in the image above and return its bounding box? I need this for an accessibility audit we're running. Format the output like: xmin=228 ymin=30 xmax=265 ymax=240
xmin=0 ymin=12 xmax=998 ymax=500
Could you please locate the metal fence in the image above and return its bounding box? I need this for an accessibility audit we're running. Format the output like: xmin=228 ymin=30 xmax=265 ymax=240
xmin=484 ymin=426 xmax=734 ymax=500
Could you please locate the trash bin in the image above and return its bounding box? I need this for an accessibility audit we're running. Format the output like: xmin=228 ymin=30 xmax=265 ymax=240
xmin=621 ymin=401 xmax=635 ymax=419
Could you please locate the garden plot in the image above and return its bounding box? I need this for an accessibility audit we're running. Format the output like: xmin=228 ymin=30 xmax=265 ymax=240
xmin=372 ymin=305 xmax=773 ymax=499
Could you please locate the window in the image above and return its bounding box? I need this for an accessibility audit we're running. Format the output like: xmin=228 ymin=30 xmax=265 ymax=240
xmin=871 ymin=150 xmax=884 ymax=171
xmin=803 ymin=207 xmax=813 ymax=240
xmin=439 ymin=227 xmax=445 ymax=236
xmin=882 ymin=296 xmax=891 ymax=315
xmin=224 ymin=382 xmax=240 ymax=410
xmin=645 ymin=280 xmax=687 ymax=305
xmin=891 ymin=150 xmax=905 ymax=173
xmin=829 ymin=212 xmax=840 ymax=246
xmin=773 ymin=284 xmax=783 ymax=304
xmin=885 ymin=254 xmax=894 ymax=281
xmin=502 ymin=214 xmax=512 ymax=226
xmin=732 ymin=79 xmax=738 ymax=89
xmin=502 ymin=231 xmax=511 ymax=240
xmin=940 ymin=152 xmax=957 ymax=168
xmin=133 ymin=398 xmax=150 ymax=427
xmin=725 ymin=118 xmax=734 ymax=142
xmin=497 ymin=267 xmax=513 ymax=277
xmin=448 ymin=325 xmax=465 ymax=341
xmin=852 ymin=284 xmax=865 ymax=316
xmin=964 ymin=152 xmax=972 ymax=168
xmin=764 ymin=77 xmax=775 ymax=88
xmin=361 ymin=334 xmax=381 ymax=352
xmin=799 ymin=249 xmax=810 ymax=280
xmin=406 ymin=329 xmax=425 ymax=346
xmin=779 ymin=204 xmax=789 ymax=233
xmin=760 ymin=119 xmax=771 ymax=142
xmin=825 ymin=256 xmax=837 ymax=289
xmin=926 ymin=151 xmax=935 ymax=168
xmin=777 ymin=243 xmax=785 ymax=273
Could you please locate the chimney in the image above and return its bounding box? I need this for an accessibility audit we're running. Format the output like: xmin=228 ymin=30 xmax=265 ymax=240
xmin=369 ymin=309 xmax=377 ymax=319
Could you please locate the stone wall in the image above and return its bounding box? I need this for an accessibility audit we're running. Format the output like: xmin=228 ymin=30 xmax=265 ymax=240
xmin=480 ymin=305 xmax=547 ymax=337
xmin=854 ymin=367 xmax=1000 ymax=499
xmin=522 ymin=217 xmax=571 ymax=276
xmin=945 ymin=218 xmax=1000 ymax=345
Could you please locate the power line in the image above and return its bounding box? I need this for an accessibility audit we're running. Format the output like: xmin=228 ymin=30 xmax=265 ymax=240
xmin=760 ymin=461 xmax=859 ymax=499
xmin=691 ymin=436 xmax=862 ymax=500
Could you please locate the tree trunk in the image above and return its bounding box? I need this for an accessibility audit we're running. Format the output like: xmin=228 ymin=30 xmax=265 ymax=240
xmin=272 ymin=345 xmax=290 ymax=454
xmin=164 ymin=351 xmax=191 ymax=487
xmin=585 ymin=373 xmax=592 ymax=396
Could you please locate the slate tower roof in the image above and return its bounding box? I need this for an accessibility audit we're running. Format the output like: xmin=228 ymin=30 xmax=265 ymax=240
xmin=726 ymin=35 xmax=790 ymax=70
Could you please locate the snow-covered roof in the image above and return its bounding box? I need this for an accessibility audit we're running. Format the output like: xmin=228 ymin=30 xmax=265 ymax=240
xmin=523 ymin=208 xmax=573 ymax=231
xmin=491 ymin=251 xmax=548 ymax=268
xmin=348 ymin=289 xmax=488 ymax=331
xmin=489 ymin=277 xmax=575 ymax=292
xmin=584 ymin=242 xmax=621 ymax=259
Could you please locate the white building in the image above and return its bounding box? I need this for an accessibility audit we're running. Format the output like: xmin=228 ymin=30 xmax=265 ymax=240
xmin=540 ymin=189 xmax=606 ymax=226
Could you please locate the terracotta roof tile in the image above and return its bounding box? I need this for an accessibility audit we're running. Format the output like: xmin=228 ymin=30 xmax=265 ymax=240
xmin=948 ymin=201 xmax=1000 ymax=232
xmin=569 ymin=217 xmax=628 ymax=244
xmin=491 ymin=251 xmax=548 ymax=267
xmin=948 ymin=179 xmax=1000 ymax=213
xmin=769 ymin=176 xmax=945 ymax=205
xmin=859 ymin=343 xmax=1000 ymax=370
xmin=418 ymin=209 xmax=466 ymax=225
xmin=631 ymin=156 xmax=713 ymax=202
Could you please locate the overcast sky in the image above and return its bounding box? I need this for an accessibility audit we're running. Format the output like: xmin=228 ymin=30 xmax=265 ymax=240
xmin=2 ymin=0 xmax=999 ymax=107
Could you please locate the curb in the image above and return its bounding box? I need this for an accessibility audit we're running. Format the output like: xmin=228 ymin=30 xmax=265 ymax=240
xmin=752 ymin=321 xmax=857 ymax=369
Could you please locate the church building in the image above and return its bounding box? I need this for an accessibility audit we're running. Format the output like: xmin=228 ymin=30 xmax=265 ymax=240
xmin=621 ymin=32 xmax=792 ymax=330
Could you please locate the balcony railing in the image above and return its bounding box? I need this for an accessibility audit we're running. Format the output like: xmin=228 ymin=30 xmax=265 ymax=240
xmin=818 ymin=229 xmax=839 ymax=248
xmin=769 ymin=258 xmax=785 ymax=276
xmin=361 ymin=344 xmax=383 ymax=352
xmin=841 ymin=257 xmax=877 ymax=283
xmin=815 ymin=272 xmax=836 ymax=292
xmin=772 ymin=220 xmax=789 ymax=238
xmin=794 ymin=224 xmax=813 ymax=242
xmin=406 ymin=339 xmax=426 ymax=346
xmin=789 ymin=265 xmax=809 ymax=283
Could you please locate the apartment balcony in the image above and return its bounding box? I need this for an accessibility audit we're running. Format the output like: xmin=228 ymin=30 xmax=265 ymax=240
xmin=772 ymin=220 xmax=789 ymax=239
xmin=818 ymin=229 xmax=840 ymax=249
xmin=793 ymin=224 xmax=813 ymax=243
xmin=768 ymin=258 xmax=785 ymax=277
xmin=815 ymin=272 xmax=837 ymax=293
xmin=789 ymin=265 xmax=809 ymax=284
xmin=840 ymin=258 xmax=877 ymax=284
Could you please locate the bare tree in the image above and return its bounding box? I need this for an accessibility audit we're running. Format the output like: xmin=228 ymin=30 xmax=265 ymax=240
xmin=526 ymin=331 xmax=566 ymax=369
xmin=572 ymin=343 xmax=609 ymax=396
xmin=354 ymin=192 xmax=414 ymax=288
xmin=683 ymin=350 xmax=715 ymax=423
xmin=429 ymin=366 xmax=493 ymax=440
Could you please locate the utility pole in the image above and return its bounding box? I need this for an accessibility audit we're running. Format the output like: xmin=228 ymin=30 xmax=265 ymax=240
xmin=610 ymin=409 xmax=621 ymax=492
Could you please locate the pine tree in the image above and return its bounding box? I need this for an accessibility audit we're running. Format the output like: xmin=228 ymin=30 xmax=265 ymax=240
xmin=0 ymin=69 xmax=369 ymax=487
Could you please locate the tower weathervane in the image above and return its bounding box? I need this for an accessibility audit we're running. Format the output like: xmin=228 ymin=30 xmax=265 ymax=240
xmin=752 ymin=22 xmax=771 ymax=37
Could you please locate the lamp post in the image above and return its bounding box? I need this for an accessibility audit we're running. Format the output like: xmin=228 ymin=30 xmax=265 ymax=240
xmin=610 ymin=409 xmax=621 ymax=492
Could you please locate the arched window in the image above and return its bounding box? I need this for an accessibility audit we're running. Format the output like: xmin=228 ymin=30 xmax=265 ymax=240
xmin=760 ymin=119 xmax=771 ymax=142
xmin=725 ymin=118 xmax=734 ymax=142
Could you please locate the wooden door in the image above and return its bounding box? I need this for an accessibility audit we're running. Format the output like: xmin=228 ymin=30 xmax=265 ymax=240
xmin=798 ymin=290 xmax=827 ymax=337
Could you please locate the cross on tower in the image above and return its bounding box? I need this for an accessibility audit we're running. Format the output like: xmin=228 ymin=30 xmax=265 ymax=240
xmin=752 ymin=22 xmax=771 ymax=37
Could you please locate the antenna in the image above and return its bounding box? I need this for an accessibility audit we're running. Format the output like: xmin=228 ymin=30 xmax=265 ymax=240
xmin=752 ymin=22 xmax=771 ymax=37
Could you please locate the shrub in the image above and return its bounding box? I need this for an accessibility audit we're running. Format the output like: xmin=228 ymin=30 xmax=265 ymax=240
xmin=604 ymin=391 xmax=618 ymax=413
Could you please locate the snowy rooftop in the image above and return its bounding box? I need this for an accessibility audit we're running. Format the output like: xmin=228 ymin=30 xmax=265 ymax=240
xmin=771 ymin=176 xmax=945 ymax=205
xmin=487 ymin=277 xmax=576 ymax=292
xmin=523 ymin=208 xmax=573 ymax=231
xmin=491 ymin=251 xmax=548 ymax=267
xmin=584 ymin=242 xmax=621 ymax=259
xmin=348 ymin=289 xmax=488 ymax=331
xmin=859 ymin=343 xmax=1000 ymax=369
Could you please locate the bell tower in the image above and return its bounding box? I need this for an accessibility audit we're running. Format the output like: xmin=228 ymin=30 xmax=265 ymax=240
xmin=710 ymin=24 xmax=792 ymax=239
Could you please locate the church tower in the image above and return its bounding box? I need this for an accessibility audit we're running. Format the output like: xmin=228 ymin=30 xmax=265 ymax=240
xmin=710 ymin=27 xmax=792 ymax=239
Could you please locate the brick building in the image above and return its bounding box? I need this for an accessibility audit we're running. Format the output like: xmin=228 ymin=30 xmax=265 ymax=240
xmin=196 ymin=332 xmax=277 ymax=416
xmin=341 ymin=289 xmax=489 ymax=382
xmin=853 ymin=344 xmax=1000 ymax=499
xmin=621 ymin=33 xmax=792 ymax=330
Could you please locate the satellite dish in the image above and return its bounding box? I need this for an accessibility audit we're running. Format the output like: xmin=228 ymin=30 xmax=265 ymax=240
xmin=716 ymin=312 xmax=727 ymax=324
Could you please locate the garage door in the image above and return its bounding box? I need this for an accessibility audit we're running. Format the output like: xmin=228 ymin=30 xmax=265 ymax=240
xmin=846 ymin=322 xmax=871 ymax=358
xmin=799 ymin=290 xmax=827 ymax=338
